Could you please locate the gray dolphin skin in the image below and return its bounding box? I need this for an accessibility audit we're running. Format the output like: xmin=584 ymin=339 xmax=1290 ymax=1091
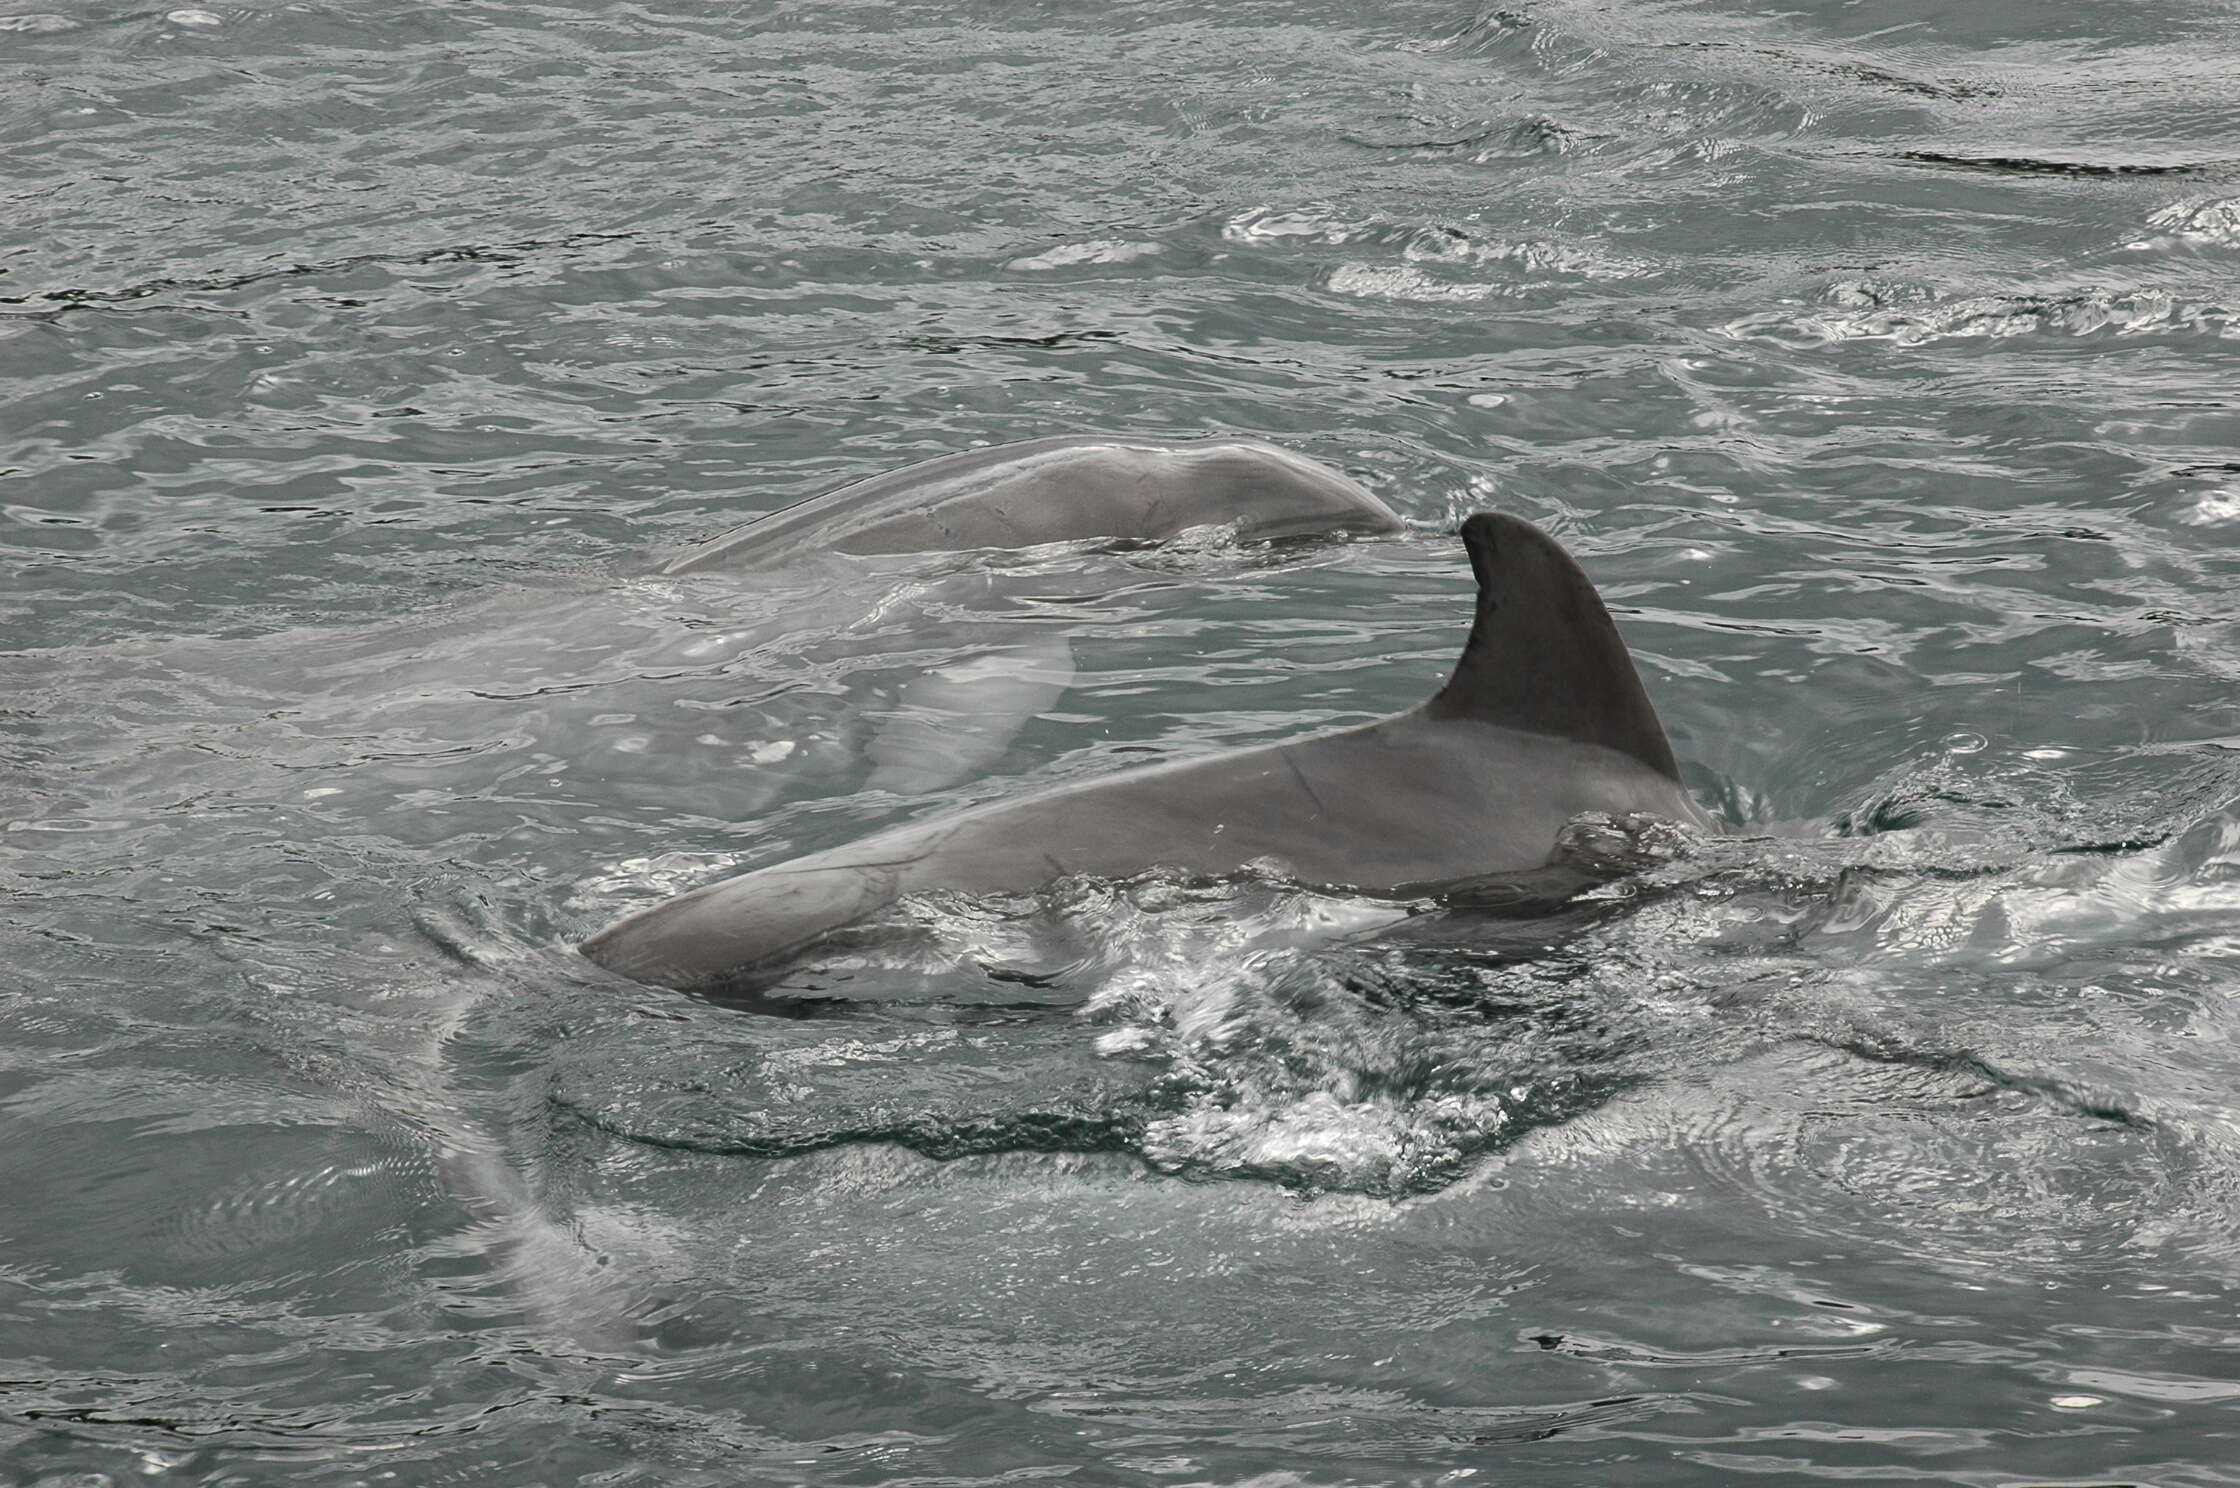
xmin=581 ymin=512 xmax=1714 ymax=992
xmin=663 ymin=434 xmax=1405 ymax=573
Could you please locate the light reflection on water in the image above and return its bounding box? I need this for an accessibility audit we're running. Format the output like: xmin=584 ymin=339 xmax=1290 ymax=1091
xmin=6 ymin=0 xmax=2240 ymax=1481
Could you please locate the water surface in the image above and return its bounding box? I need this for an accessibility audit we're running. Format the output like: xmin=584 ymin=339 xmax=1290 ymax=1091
xmin=7 ymin=0 xmax=2240 ymax=1482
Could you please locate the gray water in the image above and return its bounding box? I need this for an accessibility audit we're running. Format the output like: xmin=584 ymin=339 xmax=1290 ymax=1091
xmin=7 ymin=0 xmax=2240 ymax=1482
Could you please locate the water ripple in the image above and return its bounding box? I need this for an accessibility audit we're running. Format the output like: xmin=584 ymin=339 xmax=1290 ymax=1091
xmin=11 ymin=0 xmax=2240 ymax=1479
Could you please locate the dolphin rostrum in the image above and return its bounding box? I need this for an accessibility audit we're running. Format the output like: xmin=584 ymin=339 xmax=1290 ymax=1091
xmin=581 ymin=512 xmax=1713 ymax=991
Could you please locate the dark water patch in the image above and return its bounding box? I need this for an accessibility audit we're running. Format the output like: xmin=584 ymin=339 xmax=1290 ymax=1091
xmin=1663 ymin=42 xmax=1994 ymax=102
xmin=0 ymin=230 xmax=638 ymax=317
xmin=1895 ymin=149 xmax=2231 ymax=179
xmin=550 ymin=1013 xmax=1162 ymax=1162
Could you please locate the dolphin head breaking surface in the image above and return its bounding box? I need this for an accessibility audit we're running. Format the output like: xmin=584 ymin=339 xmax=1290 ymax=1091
xmin=662 ymin=434 xmax=1405 ymax=574
xmin=581 ymin=512 xmax=1712 ymax=992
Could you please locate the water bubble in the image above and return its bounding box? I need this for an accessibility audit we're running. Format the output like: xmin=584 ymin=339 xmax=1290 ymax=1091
xmin=2050 ymin=1394 xmax=2104 ymax=1410
xmin=166 ymin=8 xmax=222 ymax=24
xmin=1941 ymin=732 xmax=1987 ymax=755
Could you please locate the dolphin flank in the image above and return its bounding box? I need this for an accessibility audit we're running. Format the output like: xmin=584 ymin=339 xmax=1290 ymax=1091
xmin=581 ymin=512 xmax=1713 ymax=991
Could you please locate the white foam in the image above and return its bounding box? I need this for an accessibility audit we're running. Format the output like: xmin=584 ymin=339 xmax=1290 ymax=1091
xmin=1222 ymin=206 xmax=1365 ymax=245
xmin=2126 ymin=196 xmax=2240 ymax=251
xmin=1327 ymin=263 xmax=1509 ymax=302
xmin=1005 ymin=240 xmax=1161 ymax=271
xmin=2182 ymin=489 xmax=2240 ymax=525
xmin=1726 ymin=283 xmax=2240 ymax=346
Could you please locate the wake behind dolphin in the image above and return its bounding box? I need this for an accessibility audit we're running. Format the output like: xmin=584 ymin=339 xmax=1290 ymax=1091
xmin=580 ymin=513 xmax=1713 ymax=992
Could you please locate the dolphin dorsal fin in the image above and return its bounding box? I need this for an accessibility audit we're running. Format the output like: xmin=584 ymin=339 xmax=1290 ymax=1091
xmin=1423 ymin=512 xmax=1683 ymax=782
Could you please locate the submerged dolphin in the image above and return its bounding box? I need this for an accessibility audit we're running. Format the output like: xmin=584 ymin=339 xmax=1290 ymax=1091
xmin=663 ymin=434 xmax=1404 ymax=573
xmin=667 ymin=433 xmax=1405 ymax=800
xmin=582 ymin=512 xmax=1713 ymax=992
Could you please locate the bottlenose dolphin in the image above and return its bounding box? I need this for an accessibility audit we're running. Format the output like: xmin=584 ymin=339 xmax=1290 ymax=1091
xmin=663 ymin=434 xmax=1404 ymax=573
xmin=666 ymin=433 xmax=1404 ymax=798
xmin=581 ymin=512 xmax=1712 ymax=992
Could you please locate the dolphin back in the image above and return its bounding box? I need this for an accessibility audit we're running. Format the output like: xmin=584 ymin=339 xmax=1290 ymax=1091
xmin=581 ymin=510 xmax=1709 ymax=993
xmin=664 ymin=435 xmax=1403 ymax=574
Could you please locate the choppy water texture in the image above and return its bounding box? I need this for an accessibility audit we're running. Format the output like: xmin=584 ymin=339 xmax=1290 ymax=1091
xmin=7 ymin=0 xmax=2240 ymax=1481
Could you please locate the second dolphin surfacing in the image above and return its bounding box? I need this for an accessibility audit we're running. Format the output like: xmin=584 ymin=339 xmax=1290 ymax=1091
xmin=663 ymin=434 xmax=1405 ymax=573
xmin=581 ymin=513 xmax=1715 ymax=992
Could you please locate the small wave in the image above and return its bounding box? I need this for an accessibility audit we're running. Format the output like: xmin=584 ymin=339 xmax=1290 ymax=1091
xmin=1749 ymin=49 xmax=1989 ymax=103
xmin=1724 ymin=279 xmax=2240 ymax=346
xmin=2126 ymin=196 xmax=2240 ymax=251
xmin=1407 ymin=6 xmax=1535 ymax=57
xmin=1341 ymin=115 xmax=1586 ymax=163
xmin=1326 ymin=264 xmax=1517 ymax=304
xmin=162 ymin=1155 xmax=403 ymax=1261
xmin=1401 ymin=226 xmax=1657 ymax=281
xmin=1248 ymin=208 xmax=1654 ymax=304
xmin=1661 ymin=1045 xmax=2172 ymax=1272
xmin=1221 ymin=205 xmax=1375 ymax=247
xmin=1004 ymin=241 xmax=1163 ymax=272
xmin=1227 ymin=210 xmax=1649 ymax=291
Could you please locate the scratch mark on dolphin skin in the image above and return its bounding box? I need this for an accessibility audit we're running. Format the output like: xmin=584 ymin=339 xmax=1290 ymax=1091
xmin=1281 ymin=748 xmax=1328 ymax=819
xmin=760 ymin=822 xmax=968 ymax=880
xmin=767 ymin=855 xmax=928 ymax=877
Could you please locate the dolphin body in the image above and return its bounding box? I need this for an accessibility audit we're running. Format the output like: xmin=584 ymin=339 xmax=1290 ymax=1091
xmin=663 ymin=434 xmax=1405 ymax=573
xmin=661 ymin=433 xmax=1405 ymax=801
xmin=582 ymin=512 xmax=1714 ymax=992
